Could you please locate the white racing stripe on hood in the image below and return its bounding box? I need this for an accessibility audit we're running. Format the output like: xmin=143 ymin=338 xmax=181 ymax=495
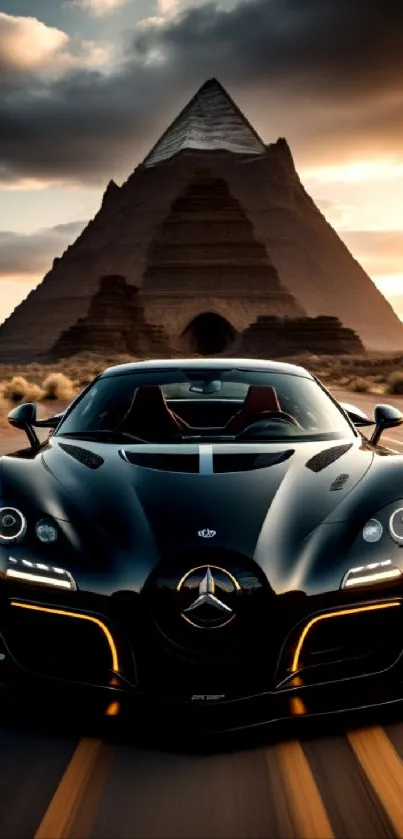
xmin=199 ymin=444 xmax=214 ymax=474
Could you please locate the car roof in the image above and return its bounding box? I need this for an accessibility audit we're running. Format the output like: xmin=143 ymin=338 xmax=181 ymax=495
xmin=101 ymin=357 xmax=313 ymax=378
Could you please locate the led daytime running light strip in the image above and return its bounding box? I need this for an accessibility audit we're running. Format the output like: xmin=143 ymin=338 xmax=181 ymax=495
xmin=342 ymin=559 xmax=402 ymax=589
xmin=6 ymin=557 xmax=76 ymax=591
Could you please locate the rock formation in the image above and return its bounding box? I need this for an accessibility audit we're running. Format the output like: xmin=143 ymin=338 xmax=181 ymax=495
xmin=51 ymin=275 xmax=170 ymax=359
xmin=0 ymin=77 xmax=402 ymax=361
xmin=239 ymin=315 xmax=365 ymax=357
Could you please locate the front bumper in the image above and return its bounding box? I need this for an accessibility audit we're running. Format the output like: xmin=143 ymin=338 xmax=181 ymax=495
xmin=1 ymin=584 xmax=403 ymax=734
xmin=1 ymin=654 xmax=403 ymax=741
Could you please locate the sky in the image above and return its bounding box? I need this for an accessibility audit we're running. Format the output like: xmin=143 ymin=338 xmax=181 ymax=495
xmin=0 ymin=0 xmax=403 ymax=326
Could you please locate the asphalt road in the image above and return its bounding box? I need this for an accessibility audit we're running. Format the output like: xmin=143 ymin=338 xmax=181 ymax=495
xmin=2 ymin=712 xmax=403 ymax=838
xmin=1 ymin=391 xmax=403 ymax=838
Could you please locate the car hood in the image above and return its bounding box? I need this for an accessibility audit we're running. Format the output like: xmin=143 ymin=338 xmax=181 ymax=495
xmin=1 ymin=436 xmax=374 ymax=554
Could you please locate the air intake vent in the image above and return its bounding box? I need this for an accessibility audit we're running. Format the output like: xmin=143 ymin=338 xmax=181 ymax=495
xmin=58 ymin=443 xmax=104 ymax=469
xmin=305 ymin=444 xmax=352 ymax=473
xmin=213 ymin=450 xmax=294 ymax=473
xmin=330 ymin=473 xmax=349 ymax=491
xmin=122 ymin=452 xmax=200 ymax=473
xmin=122 ymin=448 xmax=294 ymax=474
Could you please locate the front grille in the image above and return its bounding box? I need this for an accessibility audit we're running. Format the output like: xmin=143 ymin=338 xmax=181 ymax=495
xmin=302 ymin=607 xmax=401 ymax=667
xmin=278 ymin=602 xmax=403 ymax=687
xmin=3 ymin=603 xmax=117 ymax=687
xmin=138 ymin=550 xmax=280 ymax=703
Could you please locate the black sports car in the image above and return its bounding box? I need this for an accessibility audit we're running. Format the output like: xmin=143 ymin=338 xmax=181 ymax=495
xmin=1 ymin=357 xmax=403 ymax=733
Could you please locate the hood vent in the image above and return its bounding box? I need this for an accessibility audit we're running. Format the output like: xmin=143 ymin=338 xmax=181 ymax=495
xmin=213 ymin=450 xmax=294 ymax=473
xmin=122 ymin=448 xmax=294 ymax=474
xmin=330 ymin=473 xmax=350 ymax=491
xmin=122 ymin=452 xmax=200 ymax=473
xmin=58 ymin=443 xmax=104 ymax=469
xmin=305 ymin=443 xmax=353 ymax=473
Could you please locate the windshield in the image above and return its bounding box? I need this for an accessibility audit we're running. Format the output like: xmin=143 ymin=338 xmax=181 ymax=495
xmin=55 ymin=367 xmax=354 ymax=443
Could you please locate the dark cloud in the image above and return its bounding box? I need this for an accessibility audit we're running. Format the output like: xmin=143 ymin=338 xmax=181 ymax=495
xmin=0 ymin=64 xmax=170 ymax=184
xmin=133 ymin=0 xmax=403 ymax=96
xmin=0 ymin=221 xmax=87 ymax=275
xmin=1 ymin=0 xmax=403 ymax=184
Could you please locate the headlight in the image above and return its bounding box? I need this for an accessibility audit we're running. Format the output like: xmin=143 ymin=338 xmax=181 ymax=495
xmin=362 ymin=518 xmax=383 ymax=543
xmin=341 ymin=559 xmax=402 ymax=588
xmin=35 ymin=519 xmax=58 ymax=544
xmin=0 ymin=507 xmax=27 ymax=544
xmin=389 ymin=508 xmax=403 ymax=543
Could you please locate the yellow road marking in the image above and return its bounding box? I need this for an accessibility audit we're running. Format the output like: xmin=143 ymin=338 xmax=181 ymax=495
xmin=65 ymin=743 xmax=114 ymax=839
xmin=34 ymin=737 xmax=105 ymax=839
xmin=348 ymin=727 xmax=403 ymax=838
xmin=272 ymin=740 xmax=334 ymax=838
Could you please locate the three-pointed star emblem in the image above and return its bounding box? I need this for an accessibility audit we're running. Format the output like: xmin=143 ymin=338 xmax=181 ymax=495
xmin=177 ymin=565 xmax=240 ymax=628
xmin=183 ymin=567 xmax=233 ymax=616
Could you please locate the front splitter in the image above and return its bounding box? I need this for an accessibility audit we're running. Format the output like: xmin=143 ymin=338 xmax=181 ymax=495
xmin=2 ymin=658 xmax=403 ymax=742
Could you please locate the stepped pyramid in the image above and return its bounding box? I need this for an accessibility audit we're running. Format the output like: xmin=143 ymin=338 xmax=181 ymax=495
xmin=0 ymin=78 xmax=401 ymax=361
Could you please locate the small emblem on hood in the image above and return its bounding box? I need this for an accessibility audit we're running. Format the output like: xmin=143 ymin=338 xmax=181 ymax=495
xmin=198 ymin=528 xmax=216 ymax=538
xmin=177 ymin=565 xmax=240 ymax=629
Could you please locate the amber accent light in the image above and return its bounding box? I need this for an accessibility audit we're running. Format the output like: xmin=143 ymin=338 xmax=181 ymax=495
xmin=105 ymin=701 xmax=120 ymax=716
xmin=289 ymin=696 xmax=307 ymax=716
xmin=291 ymin=601 xmax=400 ymax=674
xmin=10 ymin=601 xmax=119 ymax=673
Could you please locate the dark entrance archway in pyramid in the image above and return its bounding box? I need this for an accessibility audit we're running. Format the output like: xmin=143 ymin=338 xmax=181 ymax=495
xmin=180 ymin=312 xmax=237 ymax=354
xmin=0 ymin=78 xmax=401 ymax=361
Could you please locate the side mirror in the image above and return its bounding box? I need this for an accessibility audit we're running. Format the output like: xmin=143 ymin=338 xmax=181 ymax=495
xmin=370 ymin=403 xmax=403 ymax=445
xmin=8 ymin=402 xmax=39 ymax=448
xmin=339 ymin=402 xmax=374 ymax=427
xmin=35 ymin=411 xmax=65 ymax=429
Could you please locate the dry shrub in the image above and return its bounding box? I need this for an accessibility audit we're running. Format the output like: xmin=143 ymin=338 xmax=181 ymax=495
xmin=0 ymin=395 xmax=9 ymax=429
xmin=387 ymin=371 xmax=403 ymax=395
xmin=41 ymin=372 xmax=77 ymax=401
xmin=2 ymin=376 xmax=44 ymax=403
xmin=0 ymin=351 xmax=401 ymax=396
xmin=349 ymin=377 xmax=371 ymax=393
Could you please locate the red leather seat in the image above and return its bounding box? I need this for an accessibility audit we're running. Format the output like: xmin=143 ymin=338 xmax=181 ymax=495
xmin=225 ymin=385 xmax=281 ymax=434
xmin=118 ymin=385 xmax=188 ymax=439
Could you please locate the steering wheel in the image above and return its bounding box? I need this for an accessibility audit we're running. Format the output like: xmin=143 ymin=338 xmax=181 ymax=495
xmin=242 ymin=410 xmax=301 ymax=429
xmin=246 ymin=411 xmax=301 ymax=428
